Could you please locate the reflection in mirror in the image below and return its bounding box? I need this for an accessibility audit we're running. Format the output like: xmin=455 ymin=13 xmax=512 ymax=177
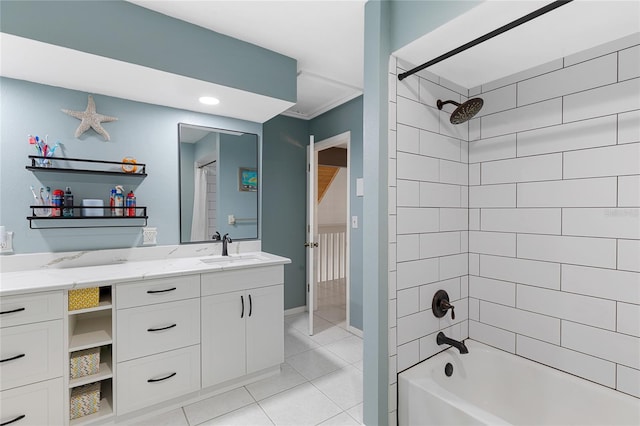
xmin=179 ymin=123 xmax=258 ymax=243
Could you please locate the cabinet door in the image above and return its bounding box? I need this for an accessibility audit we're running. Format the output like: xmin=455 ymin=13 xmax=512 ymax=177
xmin=246 ymin=285 xmax=284 ymax=374
xmin=0 ymin=320 xmax=63 ymax=391
xmin=0 ymin=377 xmax=63 ymax=426
xmin=201 ymin=291 xmax=246 ymax=388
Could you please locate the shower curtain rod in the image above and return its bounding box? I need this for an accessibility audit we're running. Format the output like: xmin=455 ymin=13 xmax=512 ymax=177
xmin=198 ymin=159 xmax=216 ymax=168
xmin=398 ymin=0 xmax=573 ymax=81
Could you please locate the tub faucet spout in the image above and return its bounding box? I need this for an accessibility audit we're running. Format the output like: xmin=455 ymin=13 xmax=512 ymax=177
xmin=437 ymin=332 xmax=469 ymax=354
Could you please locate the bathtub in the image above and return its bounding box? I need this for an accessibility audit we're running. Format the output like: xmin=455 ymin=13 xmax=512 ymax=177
xmin=398 ymin=340 xmax=640 ymax=426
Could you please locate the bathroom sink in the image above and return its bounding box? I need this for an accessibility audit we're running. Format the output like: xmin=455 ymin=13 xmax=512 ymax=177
xmin=200 ymin=254 xmax=269 ymax=265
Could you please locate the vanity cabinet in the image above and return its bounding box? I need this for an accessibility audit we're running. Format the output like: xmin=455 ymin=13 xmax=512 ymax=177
xmin=115 ymin=275 xmax=201 ymax=414
xmin=0 ymin=291 xmax=64 ymax=426
xmin=0 ymin=257 xmax=287 ymax=423
xmin=201 ymin=266 xmax=284 ymax=388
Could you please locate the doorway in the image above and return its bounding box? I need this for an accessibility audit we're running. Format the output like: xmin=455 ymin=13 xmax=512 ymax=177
xmin=307 ymin=132 xmax=351 ymax=335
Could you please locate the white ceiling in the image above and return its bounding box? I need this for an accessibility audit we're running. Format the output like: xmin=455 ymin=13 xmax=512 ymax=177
xmin=4 ymin=1 xmax=637 ymax=124
xmin=395 ymin=0 xmax=640 ymax=90
xmin=127 ymin=0 xmax=366 ymax=119
xmin=0 ymin=33 xmax=294 ymax=123
xmin=0 ymin=1 xmax=365 ymax=123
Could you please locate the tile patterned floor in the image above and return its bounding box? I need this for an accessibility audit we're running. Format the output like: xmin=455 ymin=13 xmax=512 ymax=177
xmin=129 ymin=279 xmax=362 ymax=426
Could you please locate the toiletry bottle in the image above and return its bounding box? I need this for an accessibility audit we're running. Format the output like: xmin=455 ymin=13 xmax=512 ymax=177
xmin=52 ymin=189 xmax=64 ymax=217
xmin=110 ymin=188 xmax=116 ymax=216
xmin=126 ymin=190 xmax=136 ymax=217
xmin=114 ymin=185 xmax=124 ymax=216
xmin=63 ymin=186 xmax=74 ymax=217
xmin=43 ymin=187 xmax=51 ymax=217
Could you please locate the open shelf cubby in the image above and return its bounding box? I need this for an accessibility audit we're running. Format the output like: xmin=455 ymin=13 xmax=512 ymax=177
xmin=68 ymin=287 xmax=112 ymax=316
xmin=68 ymin=311 xmax=112 ymax=353
xmin=69 ymin=378 xmax=114 ymax=426
xmin=69 ymin=346 xmax=113 ymax=389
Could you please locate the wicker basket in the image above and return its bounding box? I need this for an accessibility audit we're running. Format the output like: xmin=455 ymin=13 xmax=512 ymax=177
xmin=68 ymin=287 xmax=99 ymax=310
xmin=70 ymin=382 xmax=101 ymax=420
xmin=70 ymin=347 xmax=100 ymax=379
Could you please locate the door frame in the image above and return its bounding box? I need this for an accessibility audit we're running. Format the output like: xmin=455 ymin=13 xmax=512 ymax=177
xmin=312 ymin=131 xmax=351 ymax=330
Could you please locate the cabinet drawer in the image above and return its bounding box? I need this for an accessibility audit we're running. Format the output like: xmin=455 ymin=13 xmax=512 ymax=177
xmin=0 ymin=320 xmax=63 ymax=391
xmin=0 ymin=378 xmax=63 ymax=426
xmin=201 ymin=266 xmax=283 ymax=296
xmin=0 ymin=291 xmax=63 ymax=328
xmin=116 ymin=345 xmax=200 ymax=415
xmin=116 ymin=275 xmax=200 ymax=309
xmin=117 ymin=298 xmax=200 ymax=361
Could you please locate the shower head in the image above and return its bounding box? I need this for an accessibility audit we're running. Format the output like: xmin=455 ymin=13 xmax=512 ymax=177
xmin=437 ymin=98 xmax=484 ymax=124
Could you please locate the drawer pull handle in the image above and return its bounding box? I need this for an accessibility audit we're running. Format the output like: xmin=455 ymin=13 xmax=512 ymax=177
xmin=249 ymin=294 xmax=253 ymax=317
xmin=0 ymin=354 xmax=25 ymax=363
xmin=147 ymin=372 xmax=176 ymax=383
xmin=0 ymin=307 xmax=25 ymax=315
xmin=147 ymin=324 xmax=177 ymax=332
xmin=146 ymin=287 xmax=177 ymax=294
xmin=1 ymin=414 xmax=26 ymax=426
xmin=241 ymin=295 xmax=244 ymax=318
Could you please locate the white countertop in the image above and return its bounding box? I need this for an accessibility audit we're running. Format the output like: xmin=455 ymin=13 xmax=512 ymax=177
xmin=0 ymin=252 xmax=291 ymax=296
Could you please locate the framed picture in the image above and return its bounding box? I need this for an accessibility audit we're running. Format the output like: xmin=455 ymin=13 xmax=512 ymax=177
xmin=239 ymin=167 xmax=257 ymax=192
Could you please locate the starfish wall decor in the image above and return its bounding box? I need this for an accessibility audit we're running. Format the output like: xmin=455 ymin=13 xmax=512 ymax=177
xmin=62 ymin=95 xmax=118 ymax=141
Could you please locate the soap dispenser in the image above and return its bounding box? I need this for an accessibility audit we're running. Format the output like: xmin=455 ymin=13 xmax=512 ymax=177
xmin=63 ymin=186 xmax=74 ymax=217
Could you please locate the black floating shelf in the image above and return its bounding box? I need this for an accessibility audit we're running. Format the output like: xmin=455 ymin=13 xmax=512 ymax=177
xmin=26 ymin=155 xmax=147 ymax=177
xmin=27 ymin=206 xmax=148 ymax=229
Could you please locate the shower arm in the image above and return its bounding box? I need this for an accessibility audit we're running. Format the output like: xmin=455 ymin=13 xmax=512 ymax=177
xmin=436 ymin=100 xmax=461 ymax=110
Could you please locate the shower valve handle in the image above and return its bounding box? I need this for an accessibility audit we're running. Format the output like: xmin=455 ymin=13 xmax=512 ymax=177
xmin=440 ymin=300 xmax=455 ymax=320
xmin=432 ymin=289 xmax=455 ymax=320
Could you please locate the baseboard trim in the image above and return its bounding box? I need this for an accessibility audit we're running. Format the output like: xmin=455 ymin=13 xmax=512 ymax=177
xmin=348 ymin=325 xmax=363 ymax=337
xmin=284 ymin=306 xmax=306 ymax=316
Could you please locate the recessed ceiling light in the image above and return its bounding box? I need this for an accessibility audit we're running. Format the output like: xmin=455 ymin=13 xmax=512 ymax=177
xmin=199 ymin=96 xmax=220 ymax=105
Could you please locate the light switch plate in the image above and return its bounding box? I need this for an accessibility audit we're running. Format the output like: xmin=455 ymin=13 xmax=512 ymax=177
xmin=356 ymin=178 xmax=364 ymax=197
xmin=142 ymin=227 xmax=157 ymax=245
xmin=351 ymin=216 xmax=358 ymax=229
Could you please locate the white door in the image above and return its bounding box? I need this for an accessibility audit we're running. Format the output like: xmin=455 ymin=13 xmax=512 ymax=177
xmin=246 ymin=285 xmax=284 ymax=373
xmin=306 ymin=137 xmax=317 ymax=335
xmin=201 ymin=291 xmax=246 ymax=388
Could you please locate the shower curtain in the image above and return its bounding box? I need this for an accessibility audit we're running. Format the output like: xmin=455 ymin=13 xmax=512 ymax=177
xmin=190 ymin=164 xmax=209 ymax=241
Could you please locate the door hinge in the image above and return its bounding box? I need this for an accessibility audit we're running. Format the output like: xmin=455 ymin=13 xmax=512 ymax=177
xmin=307 ymin=283 xmax=310 ymax=292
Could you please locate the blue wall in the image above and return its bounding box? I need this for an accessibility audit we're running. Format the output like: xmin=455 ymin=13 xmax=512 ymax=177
xmin=262 ymin=115 xmax=310 ymax=310
xmin=309 ymin=96 xmax=364 ymax=330
xmin=0 ymin=77 xmax=261 ymax=253
xmin=0 ymin=0 xmax=296 ymax=102
xmin=261 ymin=97 xmax=365 ymax=327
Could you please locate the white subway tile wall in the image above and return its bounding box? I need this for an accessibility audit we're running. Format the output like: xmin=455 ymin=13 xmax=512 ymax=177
xmin=468 ymin=37 xmax=640 ymax=397
xmin=390 ymin=35 xmax=640 ymax=408
xmin=389 ymin=55 xmax=471 ymax=419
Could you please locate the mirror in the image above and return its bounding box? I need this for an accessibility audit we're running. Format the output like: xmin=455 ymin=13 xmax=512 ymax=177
xmin=179 ymin=123 xmax=259 ymax=243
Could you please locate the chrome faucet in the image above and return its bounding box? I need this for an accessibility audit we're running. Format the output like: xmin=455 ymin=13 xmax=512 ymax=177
xmin=437 ymin=332 xmax=469 ymax=354
xmin=222 ymin=233 xmax=232 ymax=256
